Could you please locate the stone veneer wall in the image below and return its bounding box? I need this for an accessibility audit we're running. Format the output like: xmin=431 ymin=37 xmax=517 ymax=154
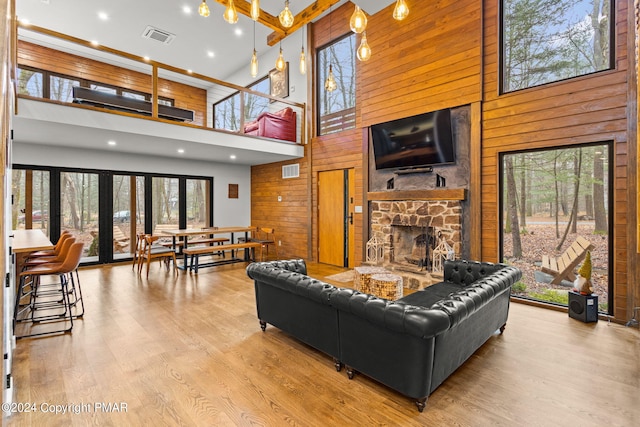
xmin=370 ymin=200 xmax=462 ymax=265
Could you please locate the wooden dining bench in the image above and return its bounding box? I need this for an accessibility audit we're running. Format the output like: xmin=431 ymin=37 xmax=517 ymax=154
xmin=183 ymin=242 xmax=261 ymax=273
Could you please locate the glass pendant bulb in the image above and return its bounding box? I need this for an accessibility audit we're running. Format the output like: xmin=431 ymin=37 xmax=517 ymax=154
xmin=325 ymin=64 xmax=337 ymax=92
xmin=198 ymin=0 xmax=210 ymax=17
xmin=393 ymin=0 xmax=409 ymax=21
xmin=357 ymin=32 xmax=372 ymax=62
xmin=299 ymin=47 xmax=306 ymax=75
xmin=349 ymin=5 xmax=367 ymax=34
xmin=250 ymin=49 xmax=259 ymax=78
xmin=279 ymin=0 xmax=294 ymax=28
xmin=276 ymin=47 xmax=286 ymax=72
xmin=223 ymin=0 xmax=238 ymax=24
xmin=250 ymin=0 xmax=260 ymax=21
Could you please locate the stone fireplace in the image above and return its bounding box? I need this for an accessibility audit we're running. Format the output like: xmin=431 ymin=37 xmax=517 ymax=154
xmin=369 ymin=198 xmax=463 ymax=288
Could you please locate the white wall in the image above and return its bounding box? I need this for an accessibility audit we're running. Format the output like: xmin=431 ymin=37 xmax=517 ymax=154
xmin=11 ymin=143 xmax=251 ymax=228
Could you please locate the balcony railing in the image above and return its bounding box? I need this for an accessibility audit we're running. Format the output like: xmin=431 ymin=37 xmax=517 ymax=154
xmin=15 ymin=23 xmax=306 ymax=145
xmin=319 ymin=107 xmax=356 ymax=135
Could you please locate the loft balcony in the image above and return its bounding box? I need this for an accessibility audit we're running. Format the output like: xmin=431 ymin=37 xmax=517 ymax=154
xmin=12 ymin=24 xmax=306 ymax=165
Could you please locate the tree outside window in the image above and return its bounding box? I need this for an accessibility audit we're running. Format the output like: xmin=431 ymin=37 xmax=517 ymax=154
xmin=502 ymin=0 xmax=612 ymax=93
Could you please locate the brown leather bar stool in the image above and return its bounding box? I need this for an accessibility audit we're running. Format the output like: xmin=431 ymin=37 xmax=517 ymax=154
xmin=14 ymin=242 xmax=84 ymax=339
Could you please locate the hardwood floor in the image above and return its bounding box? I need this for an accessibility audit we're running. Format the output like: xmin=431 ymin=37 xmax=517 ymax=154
xmin=4 ymin=261 xmax=640 ymax=426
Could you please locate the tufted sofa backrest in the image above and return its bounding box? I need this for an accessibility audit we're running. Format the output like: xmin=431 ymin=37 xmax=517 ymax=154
xmin=443 ymin=259 xmax=507 ymax=285
xmin=246 ymin=259 xmax=336 ymax=305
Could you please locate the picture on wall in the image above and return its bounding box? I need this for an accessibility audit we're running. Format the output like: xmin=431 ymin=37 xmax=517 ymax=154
xmin=269 ymin=63 xmax=289 ymax=100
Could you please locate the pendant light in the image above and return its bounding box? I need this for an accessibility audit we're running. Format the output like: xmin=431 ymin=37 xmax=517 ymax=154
xmin=324 ymin=6 xmax=336 ymax=92
xmin=250 ymin=22 xmax=258 ymax=77
xmin=250 ymin=0 xmax=260 ymax=21
xmin=357 ymin=31 xmax=372 ymax=62
xmin=279 ymin=0 xmax=294 ymax=28
xmin=349 ymin=5 xmax=367 ymax=34
xmin=299 ymin=29 xmax=307 ymax=75
xmin=275 ymin=42 xmax=286 ymax=72
xmin=393 ymin=0 xmax=409 ymax=21
xmin=198 ymin=0 xmax=210 ymax=17
xmin=224 ymin=0 xmax=238 ymax=24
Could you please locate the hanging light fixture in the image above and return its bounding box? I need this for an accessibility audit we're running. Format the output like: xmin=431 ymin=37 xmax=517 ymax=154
xmin=250 ymin=22 xmax=259 ymax=77
xmin=325 ymin=65 xmax=337 ymax=92
xmin=349 ymin=5 xmax=367 ymax=34
xmin=393 ymin=0 xmax=409 ymax=21
xmin=279 ymin=0 xmax=294 ymax=28
xmin=198 ymin=0 xmax=210 ymax=17
xmin=324 ymin=6 xmax=336 ymax=92
xmin=357 ymin=31 xmax=372 ymax=62
xmin=275 ymin=42 xmax=286 ymax=72
xmin=223 ymin=0 xmax=238 ymax=24
xmin=250 ymin=0 xmax=260 ymax=21
xmin=299 ymin=28 xmax=307 ymax=75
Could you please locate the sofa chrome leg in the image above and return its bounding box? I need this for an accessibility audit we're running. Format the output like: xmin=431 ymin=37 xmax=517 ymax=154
xmin=346 ymin=366 xmax=355 ymax=379
xmin=333 ymin=358 xmax=343 ymax=372
xmin=415 ymin=397 xmax=427 ymax=412
xmin=259 ymin=320 xmax=267 ymax=331
xmin=499 ymin=323 xmax=506 ymax=334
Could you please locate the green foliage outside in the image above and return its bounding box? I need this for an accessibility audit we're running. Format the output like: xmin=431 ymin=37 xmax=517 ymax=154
xmin=528 ymin=289 xmax=569 ymax=305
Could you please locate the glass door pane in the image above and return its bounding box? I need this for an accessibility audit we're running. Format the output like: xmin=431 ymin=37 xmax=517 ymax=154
xmin=61 ymin=171 xmax=99 ymax=262
xmin=186 ymin=179 xmax=209 ymax=229
xmin=11 ymin=169 xmax=50 ymax=236
xmin=152 ymin=177 xmax=179 ymax=235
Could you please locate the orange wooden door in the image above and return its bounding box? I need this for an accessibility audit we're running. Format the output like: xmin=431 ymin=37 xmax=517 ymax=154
xmin=318 ymin=169 xmax=355 ymax=267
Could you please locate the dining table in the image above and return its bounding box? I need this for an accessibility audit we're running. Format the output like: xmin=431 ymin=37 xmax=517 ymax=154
xmin=160 ymin=226 xmax=256 ymax=270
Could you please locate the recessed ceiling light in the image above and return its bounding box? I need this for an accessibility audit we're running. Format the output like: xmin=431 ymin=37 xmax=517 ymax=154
xmin=98 ymin=11 xmax=109 ymax=21
xmin=177 ymin=149 xmax=185 ymax=154
xmin=187 ymin=69 xmax=193 ymax=74
xmin=107 ymin=140 xmax=116 ymax=146
xmin=90 ymin=40 xmax=99 ymax=46
xmin=234 ymin=28 xmax=243 ymax=36
xmin=207 ymin=51 xmax=215 ymax=58
xmin=182 ymin=6 xmax=192 ymax=14
xmin=230 ymin=154 xmax=237 ymax=160
xmin=19 ymin=18 xmax=30 ymax=25
xmin=143 ymin=56 xmax=150 ymax=62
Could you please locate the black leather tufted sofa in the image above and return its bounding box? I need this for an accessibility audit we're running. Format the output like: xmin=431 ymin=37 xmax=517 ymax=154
xmin=246 ymin=259 xmax=522 ymax=412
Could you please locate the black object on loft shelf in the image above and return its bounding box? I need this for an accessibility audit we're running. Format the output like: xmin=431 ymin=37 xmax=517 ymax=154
xmin=72 ymin=86 xmax=194 ymax=122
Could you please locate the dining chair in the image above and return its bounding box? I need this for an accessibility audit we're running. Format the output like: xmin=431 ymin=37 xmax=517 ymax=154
xmin=255 ymin=227 xmax=278 ymax=261
xmin=139 ymin=235 xmax=178 ymax=278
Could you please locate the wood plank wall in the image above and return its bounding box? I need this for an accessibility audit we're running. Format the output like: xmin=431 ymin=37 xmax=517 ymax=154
xmin=17 ymin=41 xmax=207 ymax=125
xmin=482 ymin=0 xmax=635 ymax=322
xmin=251 ymin=0 xmax=483 ymax=264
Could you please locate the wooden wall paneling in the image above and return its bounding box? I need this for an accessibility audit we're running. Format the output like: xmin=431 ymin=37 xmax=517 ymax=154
xmin=481 ymin=0 xmax=631 ymax=321
xmin=17 ymin=42 xmax=207 ymax=126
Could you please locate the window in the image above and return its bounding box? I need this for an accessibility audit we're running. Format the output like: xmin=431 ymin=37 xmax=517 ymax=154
xmin=49 ymin=75 xmax=81 ymax=102
xmin=501 ymin=144 xmax=612 ymax=314
xmin=16 ymin=67 xmax=43 ymax=97
xmin=244 ymin=76 xmax=270 ymax=123
xmin=501 ymin=0 xmax=613 ymax=93
xmin=317 ymin=33 xmax=356 ymax=135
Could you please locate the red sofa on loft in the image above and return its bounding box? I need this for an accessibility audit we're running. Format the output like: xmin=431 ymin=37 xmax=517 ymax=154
xmin=243 ymin=107 xmax=297 ymax=142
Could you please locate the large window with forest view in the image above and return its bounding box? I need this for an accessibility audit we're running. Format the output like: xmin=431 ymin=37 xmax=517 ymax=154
xmin=501 ymin=144 xmax=611 ymax=314
xmin=501 ymin=0 xmax=613 ymax=93
xmin=317 ymin=33 xmax=356 ymax=136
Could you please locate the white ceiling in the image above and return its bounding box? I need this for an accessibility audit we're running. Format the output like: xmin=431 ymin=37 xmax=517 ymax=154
xmin=13 ymin=0 xmax=395 ymax=165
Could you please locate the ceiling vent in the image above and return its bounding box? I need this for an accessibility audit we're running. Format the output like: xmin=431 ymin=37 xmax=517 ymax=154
xmin=142 ymin=26 xmax=175 ymax=45
xmin=282 ymin=164 xmax=300 ymax=179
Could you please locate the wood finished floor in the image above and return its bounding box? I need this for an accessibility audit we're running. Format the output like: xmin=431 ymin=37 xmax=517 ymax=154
xmin=4 ymin=261 xmax=640 ymax=426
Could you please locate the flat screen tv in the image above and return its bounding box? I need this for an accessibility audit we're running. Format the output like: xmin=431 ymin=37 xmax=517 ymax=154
xmin=370 ymin=108 xmax=455 ymax=170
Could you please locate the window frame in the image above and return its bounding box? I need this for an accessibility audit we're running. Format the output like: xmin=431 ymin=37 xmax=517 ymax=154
xmin=499 ymin=0 xmax=616 ymax=94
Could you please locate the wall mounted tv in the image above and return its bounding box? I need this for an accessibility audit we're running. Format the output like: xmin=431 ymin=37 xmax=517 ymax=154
xmin=370 ymin=108 xmax=455 ymax=170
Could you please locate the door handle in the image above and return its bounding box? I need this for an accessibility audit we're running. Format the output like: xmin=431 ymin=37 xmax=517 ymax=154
xmin=348 ymin=213 xmax=353 ymax=225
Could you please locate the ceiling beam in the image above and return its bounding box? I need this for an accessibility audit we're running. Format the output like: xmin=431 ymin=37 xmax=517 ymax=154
xmin=212 ymin=1 xmax=284 ymax=34
xmin=266 ymin=0 xmax=343 ymax=46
